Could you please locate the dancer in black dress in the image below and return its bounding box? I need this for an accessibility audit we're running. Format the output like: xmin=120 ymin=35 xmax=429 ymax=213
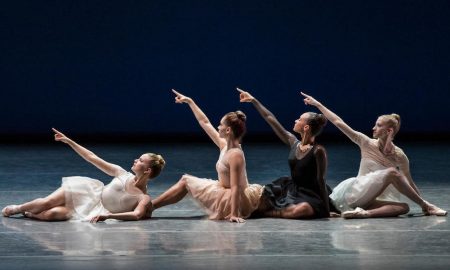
xmin=238 ymin=88 xmax=332 ymax=218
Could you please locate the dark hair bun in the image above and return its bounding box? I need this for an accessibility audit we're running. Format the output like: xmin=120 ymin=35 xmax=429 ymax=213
xmin=317 ymin=114 xmax=327 ymax=127
xmin=235 ymin=110 xmax=247 ymax=122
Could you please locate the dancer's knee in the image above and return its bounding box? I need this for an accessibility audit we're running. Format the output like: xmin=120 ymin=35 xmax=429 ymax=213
xmin=178 ymin=174 xmax=191 ymax=187
xmin=292 ymin=203 xmax=314 ymax=218
xmin=384 ymin=167 xmax=401 ymax=183
xmin=398 ymin=203 xmax=410 ymax=215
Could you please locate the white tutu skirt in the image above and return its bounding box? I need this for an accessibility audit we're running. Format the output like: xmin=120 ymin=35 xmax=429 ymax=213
xmin=184 ymin=175 xmax=263 ymax=220
xmin=330 ymin=169 xmax=402 ymax=212
xmin=62 ymin=176 xmax=110 ymax=221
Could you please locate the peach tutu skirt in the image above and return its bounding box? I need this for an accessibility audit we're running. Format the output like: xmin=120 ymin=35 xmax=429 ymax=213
xmin=184 ymin=174 xmax=263 ymax=220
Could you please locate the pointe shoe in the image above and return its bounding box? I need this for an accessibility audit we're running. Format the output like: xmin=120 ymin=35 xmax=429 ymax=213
xmin=23 ymin=212 xmax=34 ymax=219
xmin=2 ymin=205 xmax=21 ymax=217
xmin=342 ymin=207 xmax=370 ymax=219
xmin=423 ymin=203 xmax=447 ymax=216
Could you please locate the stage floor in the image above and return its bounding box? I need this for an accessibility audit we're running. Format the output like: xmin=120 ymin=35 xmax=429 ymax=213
xmin=1 ymin=142 xmax=449 ymax=269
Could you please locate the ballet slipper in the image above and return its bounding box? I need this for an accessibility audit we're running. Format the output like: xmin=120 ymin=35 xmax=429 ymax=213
xmin=23 ymin=212 xmax=35 ymax=219
xmin=342 ymin=207 xmax=370 ymax=219
xmin=423 ymin=203 xmax=447 ymax=216
xmin=329 ymin=212 xmax=341 ymax=218
xmin=2 ymin=205 xmax=21 ymax=217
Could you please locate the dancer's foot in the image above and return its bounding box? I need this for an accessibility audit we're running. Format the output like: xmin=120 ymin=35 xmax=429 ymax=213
xmin=2 ymin=205 xmax=21 ymax=217
xmin=342 ymin=207 xmax=370 ymax=219
xmin=423 ymin=203 xmax=447 ymax=216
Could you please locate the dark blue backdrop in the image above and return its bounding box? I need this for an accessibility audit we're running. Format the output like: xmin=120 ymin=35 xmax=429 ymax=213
xmin=1 ymin=1 xmax=449 ymax=141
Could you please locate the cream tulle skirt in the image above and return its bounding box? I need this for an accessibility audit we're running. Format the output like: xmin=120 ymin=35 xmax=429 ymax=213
xmin=62 ymin=176 xmax=110 ymax=221
xmin=330 ymin=169 xmax=402 ymax=212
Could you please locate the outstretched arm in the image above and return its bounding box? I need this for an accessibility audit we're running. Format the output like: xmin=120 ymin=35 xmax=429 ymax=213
xmin=90 ymin=195 xmax=152 ymax=222
xmin=314 ymin=146 xmax=330 ymax=216
xmin=53 ymin=128 xmax=124 ymax=177
xmin=301 ymin=92 xmax=361 ymax=143
xmin=172 ymin=89 xmax=226 ymax=149
xmin=238 ymin=88 xmax=296 ymax=146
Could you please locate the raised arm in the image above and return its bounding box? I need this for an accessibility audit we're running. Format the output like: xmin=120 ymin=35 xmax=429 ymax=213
xmin=53 ymin=128 xmax=124 ymax=177
xmin=301 ymin=92 xmax=361 ymax=143
xmin=314 ymin=146 xmax=330 ymax=216
xmin=172 ymin=89 xmax=226 ymax=149
xmin=238 ymin=88 xmax=296 ymax=146
xmin=90 ymin=195 xmax=152 ymax=222
xmin=227 ymin=149 xmax=246 ymax=223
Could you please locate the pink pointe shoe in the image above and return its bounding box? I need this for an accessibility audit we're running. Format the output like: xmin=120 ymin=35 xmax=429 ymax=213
xmin=423 ymin=203 xmax=447 ymax=216
xmin=2 ymin=205 xmax=21 ymax=217
xmin=342 ymin=207 xmax=370 ymax=219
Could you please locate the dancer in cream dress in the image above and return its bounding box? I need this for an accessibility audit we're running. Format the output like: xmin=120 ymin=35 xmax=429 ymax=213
xmin=301 ymin=92 xmax=446 ymax=218
xmin=2 ymin=128 xmax=165 ymax=222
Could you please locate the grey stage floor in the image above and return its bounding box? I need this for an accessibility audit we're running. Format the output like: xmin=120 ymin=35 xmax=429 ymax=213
xmin=1 ymin=142 xmax=449 ymax=269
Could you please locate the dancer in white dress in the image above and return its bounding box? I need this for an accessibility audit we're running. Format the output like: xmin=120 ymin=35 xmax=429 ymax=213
xmin=151 ymin=90 xmax=263 ymax=223
xmin=2 ymin=128 xmax=165 ymax=222
xmin=301 ymin=92 xmax=447 ymax=218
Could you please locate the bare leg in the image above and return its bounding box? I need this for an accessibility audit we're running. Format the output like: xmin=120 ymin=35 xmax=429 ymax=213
xmin=384 ymin=169 xmax=428 ymax=208
xmin=352 ymin=168 xmax=427 ymax=209
xmin=24 ymin=206 xmax=71 ymax=221
xmin=18 ymin=188 xmax=66 ymax=214
xmin=152 ymin=175 xmax=189 ymax=210
xmin=345 ymin=168 xmax=446 ymax=217
xmin=264 ymin=202 xmax=314 ymax=219
xmin=365 ymin=200 xmax=410 ymax=218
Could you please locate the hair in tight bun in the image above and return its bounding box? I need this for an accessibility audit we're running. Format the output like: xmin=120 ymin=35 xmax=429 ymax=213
xmin=307 ymin=112 xmax=327 ymax=137
xmin=379 ymin=113 xmax=401 ymax=136
xmin=224 ymin=110 xmax=247 ymax=139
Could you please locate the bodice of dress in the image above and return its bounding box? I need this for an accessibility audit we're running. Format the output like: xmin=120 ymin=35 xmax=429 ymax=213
xmin=355 ymin=133 xmax=409 ymax=177
xmin=215 ymin=147 xmax=248 ymax=188
xmin=287 ymin=141 xmax=321 ymax=193
xmin=101 ymin=172 xmax=141 ymax=213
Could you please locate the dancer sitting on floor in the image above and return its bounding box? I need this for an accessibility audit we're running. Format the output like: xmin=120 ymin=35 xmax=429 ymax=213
xmin=2 ymin=128 xmax=165 ymax=222
xmin=151 ymin=90 xmax=263 ymax=223
xmin=301 ymin=92 xmax=447 ymax=218
xmin=238 ymin=88 xmax=334 ymax=219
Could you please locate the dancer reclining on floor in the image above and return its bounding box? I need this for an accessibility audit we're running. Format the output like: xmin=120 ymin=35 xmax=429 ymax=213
xmin=2 ymin=128 xmax=165 ymax=222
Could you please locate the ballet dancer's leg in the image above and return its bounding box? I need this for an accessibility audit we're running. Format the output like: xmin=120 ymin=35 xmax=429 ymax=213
xmin=344 ymin=168 xmax=446 ymax=218
xmin=24 ymin=206 xmax=71 ymax=221
xmin=264 ymin=202 xmax=314 ymax=219
xmin=152 ymin=175 xmax=189 ymax=210
xmin=343 ymin=200 xmax=409 ymax=219
xmin=376 ymin=168 xmax=445 ymax=215
xmin=2 ymin=188 xmax=66 ymax=217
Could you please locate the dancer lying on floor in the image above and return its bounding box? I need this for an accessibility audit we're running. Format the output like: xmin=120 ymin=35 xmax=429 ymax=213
xmin=2 ymin=128 xmax=165 ymax=222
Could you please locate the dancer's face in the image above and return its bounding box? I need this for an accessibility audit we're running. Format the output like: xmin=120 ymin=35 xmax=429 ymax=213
xmin=293 ymin=113 xmax=310 ymax=134
xmin=372 ymin=117 xmax=391 ymax=139
xmin=131 ymin=154 xmax=152 ymax=175
xmin=218 ymin=117 xmax=231 ymax=138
